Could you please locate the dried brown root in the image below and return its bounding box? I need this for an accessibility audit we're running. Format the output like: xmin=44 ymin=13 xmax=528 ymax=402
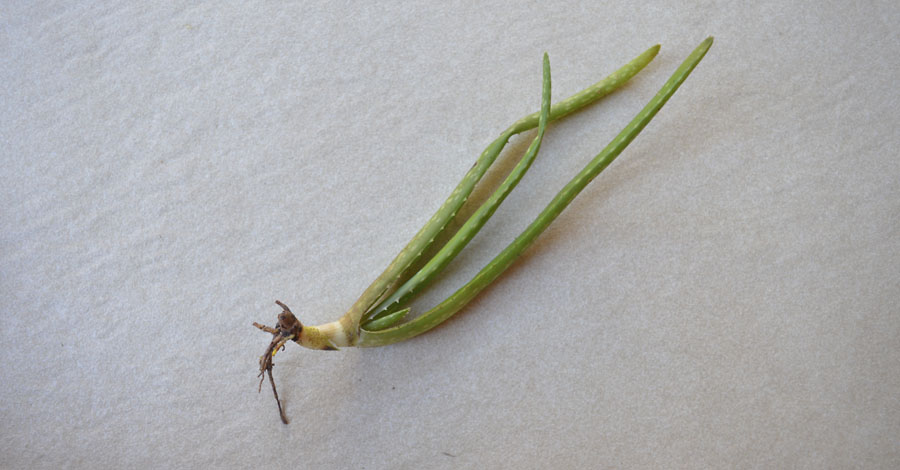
xmin=254 ymin=300 xmax=303 ymax=424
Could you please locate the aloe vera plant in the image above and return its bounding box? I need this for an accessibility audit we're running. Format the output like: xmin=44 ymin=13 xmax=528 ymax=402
xmin=255 ymin=37 xmax=713 ymax=423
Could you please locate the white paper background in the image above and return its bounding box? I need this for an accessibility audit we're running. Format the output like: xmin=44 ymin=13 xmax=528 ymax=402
xmin=2 ymin=1 xmax=898 ymax=468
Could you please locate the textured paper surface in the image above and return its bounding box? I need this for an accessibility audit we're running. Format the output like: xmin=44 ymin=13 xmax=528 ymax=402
xmin=2 ymin=1 xmax=899 ymax=468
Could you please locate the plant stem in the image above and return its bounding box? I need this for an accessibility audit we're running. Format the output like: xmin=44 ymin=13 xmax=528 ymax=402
xmin=358 ymin=37 xmax=713 ymax=347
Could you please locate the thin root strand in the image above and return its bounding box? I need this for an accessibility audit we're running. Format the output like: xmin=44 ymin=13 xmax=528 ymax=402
xmin=267 ymin=365 xmax=289 ymax=424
